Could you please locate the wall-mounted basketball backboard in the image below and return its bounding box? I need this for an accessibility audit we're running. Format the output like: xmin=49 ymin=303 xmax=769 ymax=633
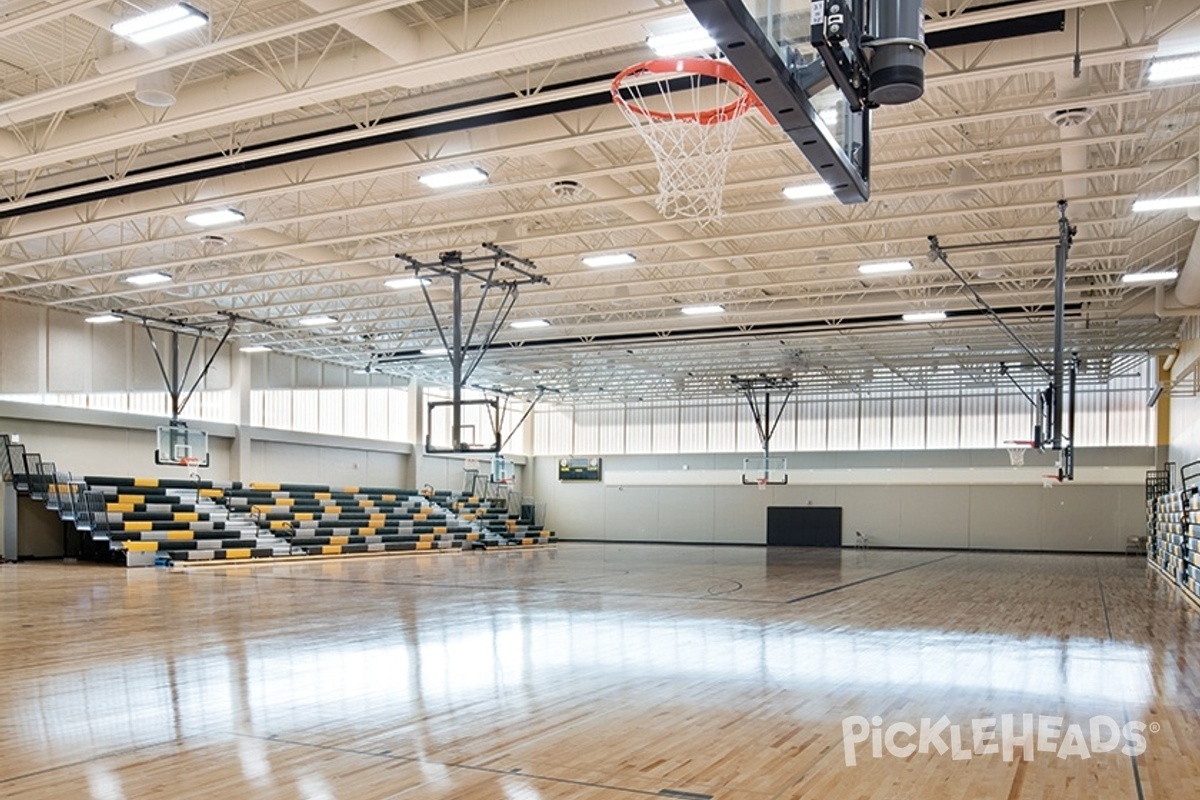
xmin=155 ymin=424 xmax=210 ymax=468
xmin=684 ymin=0 xmax=926 ymax=204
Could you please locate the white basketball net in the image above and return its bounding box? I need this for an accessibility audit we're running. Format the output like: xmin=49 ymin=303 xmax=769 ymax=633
xmin=1006 ymin=445 xmax=1027 ymax=467
xmin=614 ymin=66 xmax=756 ymax=225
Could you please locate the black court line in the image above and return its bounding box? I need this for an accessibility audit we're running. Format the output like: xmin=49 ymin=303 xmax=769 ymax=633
xmin=1097 ymin=570 xmax=1147 ymax=800
xmin=0 ymin=737 xmax=183 ymax=787
xmin=248 ymin=733 xmax=681 ymax=797
xmin=785 ymin=554 xmax=959 ymax=604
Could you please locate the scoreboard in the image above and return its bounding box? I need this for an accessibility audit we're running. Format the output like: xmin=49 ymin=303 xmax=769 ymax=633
xmin=558 ymin=457 xmax=602 ymax=482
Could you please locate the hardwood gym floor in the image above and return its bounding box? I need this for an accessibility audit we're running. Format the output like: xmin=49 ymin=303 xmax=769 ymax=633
xmin=1 ymin=545 xmax=1198 ymax=799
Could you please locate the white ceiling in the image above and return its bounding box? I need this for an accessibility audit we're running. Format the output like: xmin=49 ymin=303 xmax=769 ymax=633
xmin=1 ymin=0 xmax=1198 ymax=402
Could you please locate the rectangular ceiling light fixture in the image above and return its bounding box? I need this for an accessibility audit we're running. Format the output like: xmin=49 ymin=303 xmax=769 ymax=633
xmin=185 ymin=208 xmax=245 ymax=227
xmin=239 ymin=345 xmax=272 ymax=353
xmin=384 ymin=277 xmax=432 ymax=290
xmin=1132 ymin=196 xmax=1200 ymax=212
xmin=124 ymin=271 xmax=172 ymax=286
xmin=783 ymin=182 xmax=834 ymax=200
xmin=112 ymin=3 xmax=208 ymax=45
xmin=582 ymin=252 xmax=636 ymax=267
xmin=85 ymin=313 xmax=123 ymax=324
xmin=647 ymin=26 xmax=717 ymax=57
xmin=1122 ymin=270 xmax=1179 ymax=284
xmin=859 ymin=260 xmax=913 ymax=275
xmin=902 ymin=310 xmax=947 ymax=323
xmin=681 ymin=304 xmax=725 ymax=316
xmin=510 ymin=319 xmax=550 ymax=329
xmin=298 ymin=315 xmax=337 ymax=327
xmin=421 ymin=347 xmax=448 ymax=356
xmin=1148 ymin=54 xmax=1200 ymax=82
xmin=418 ymin=167 xmax=489 ymax=189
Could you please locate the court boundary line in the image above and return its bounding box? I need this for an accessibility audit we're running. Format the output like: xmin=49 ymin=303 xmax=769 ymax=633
xmin=785 ymin=554 xmax=959 ymax=604
xmin=1097 ymin=569 xmax=1147 ymax=800
xmin=248 ymin=732 xmax=693 ymax=798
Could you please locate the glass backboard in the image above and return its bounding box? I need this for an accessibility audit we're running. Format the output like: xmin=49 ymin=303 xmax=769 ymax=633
xmin=685 ymin=0 xmax=870 ymax=202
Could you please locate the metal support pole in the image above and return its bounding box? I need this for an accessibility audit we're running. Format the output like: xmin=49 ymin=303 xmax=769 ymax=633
xmin=1052 ymin=200 xmax=1071 ymax=451
xmin=763 ymin=389 xmax=771 ymax=477
xmin=451 ymin=272 xmax=464 ymax=451
xmin=1064 ymin=352 xmax=1078 ymax=481
xmin=170 ymin=330 xmax=181 ymax=421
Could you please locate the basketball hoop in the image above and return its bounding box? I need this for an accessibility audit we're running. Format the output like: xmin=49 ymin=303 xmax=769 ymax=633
xmin=756 ymin=477 xmax=768 ymax=491
xmin=612 ymin=58 xmax=765 ymax=225
xmin=1041 ymin=473 xmax=1062 ymax=489
xmin=1004 ymin=440 xmax=1035 ymax=467
xmin=179 ymin=456 xmax=201 ymax=469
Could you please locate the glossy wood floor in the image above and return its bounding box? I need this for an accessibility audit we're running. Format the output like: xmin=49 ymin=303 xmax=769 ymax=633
xmin=1 ymin=545 xmax=1199 ymax=799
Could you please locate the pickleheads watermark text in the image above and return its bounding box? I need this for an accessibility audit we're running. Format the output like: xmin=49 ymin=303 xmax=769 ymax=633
xmin=841 ymin=714 xmax=1151 ymax=767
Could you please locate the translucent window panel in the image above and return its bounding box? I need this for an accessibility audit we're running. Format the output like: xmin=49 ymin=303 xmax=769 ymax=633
xmin=996 ymin=391 xmax=1035 ymax=445
xmin=292 ymin=389 xmax=319 ymax=433
xmin=1074 ymin=390 xmax=1107 ymax=446
xmin=796 ymin=401 xmax=827 ymax=451
xmin=597 ymin=406 xmax=626 ymax=453
xmin=626 ymin=406 xmax=654 ymax=454
xmin=859 ymin=397 xmax=891 ymax=450
xmin=771 ymin=399 xmax=799 ymax=452
xmin=574 ymin=408 xmax=601 ymax=454
xmin=735 ymin=401 xmax=762 ymax=453
xmin=386 ymin=389 xmax=409 ymax=442
xmin=926 ymin=394 xmax=959 ymax=449
xmin=500 ymin=400 xmax=530 ymax=455
xmin=318 ymin=389 xmax=344 ymax=435
xmin=129 ymin=392 xmax=168 ymax=417
xmin=679 ymin=401 xmax=708 ymax=453
xmin=960 ymin=391 xmax=995 ymax=448
xmin=827 ymin=397 xmax=859 ymax=451
xmin=263 ymin=390 xmax=292 ymax=430
xmin=893 ymin=396 xmax=925 ymax=449
xmin=1109 ymin=390 xmax=1151 ymax=446
xmin=533 ymin=406 xmax=575 ymax=455
xmin=366 ymin=389 xmax=390 ymax=440
xmin=249 ymin=390 xmax=265 ymax=427
xmin=89 ymin=393 xmax=128 ymax=413
xmin=343 ymin=389 xmax=368 ymax=439
xmin=653 ymin=405 xmax=681 ymax=454
xmin=708 ymin=403 xmax=738 ymax=453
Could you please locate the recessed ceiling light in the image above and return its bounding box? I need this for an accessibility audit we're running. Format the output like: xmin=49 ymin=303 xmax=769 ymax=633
xmin=1132 ymin=196 xmax=1200 ymax=212
xmin=902 ymin=311 xmax=947 ymax=323
xmin=421 ymin=346 xmax=448 ymax=356
xmin=124 ymin=271 xmax=172 ymax=286
xmin=85 ymin=313 xmax=123 ymax=324
xmin=1148 ymin=54 xmax=1200 ymax=82
xmin=239 ymin=345 xmax=271 ymax=353
xmin=1122 ymin=270 xmax=1179 ymax=284
xmin=681 ymin=304 xmax=725 ymax=316
xmin=384 ymin=276 xmax=432 ymax=290
xmin=418 ymin=167 xmax=489 ymax=189
xmin=582 ymin=252 xmax=636 ymax=267
xmin=298 ymin=315 xmax=337 ymax=327
xmin=510 ymin=319 xmax=550 ymax=329
xmin=112 ymin=3 xmax=208 ymax=45
xmin=859 ymin=260 xmax=913 ymax=275
xmin=783 ymin=182 xmax=834 ymax=200
xmin=646 ymin=26 xmax=716 ymax=57
xmin=185 ymin=208 xmax=245 ymax=227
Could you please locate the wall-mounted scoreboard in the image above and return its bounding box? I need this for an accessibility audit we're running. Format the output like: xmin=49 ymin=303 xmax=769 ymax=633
xmin=558 ymin=457 xmax=602 ymax=482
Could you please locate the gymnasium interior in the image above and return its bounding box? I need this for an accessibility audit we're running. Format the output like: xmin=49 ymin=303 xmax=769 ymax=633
xmin=2 ymin=0 xmax=1200 ymax=797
